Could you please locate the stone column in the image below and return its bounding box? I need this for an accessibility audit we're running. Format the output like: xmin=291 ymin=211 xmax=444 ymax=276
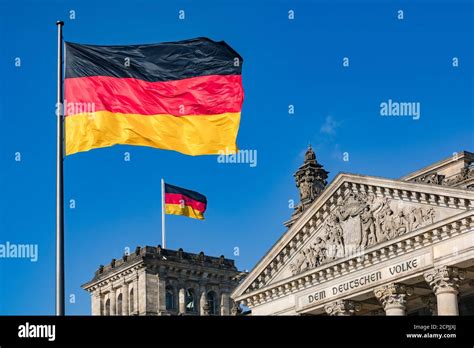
xmin=374 ymin=283 xmax=413 ymax=316
xmin=220 ymin=292 xmax=230 ymax=316
xmin=178 ymin=288 xmax=186 ymax=314
xmin=99 ymin=291 xmax=104 ymax=316
xmin=157 ymin=277 xmax=167 ymax=314
xmin=324 ymin=300 xmax=361 ymax=316
xmin=424 ymin=266 xmax=465 ymax=316
xmin=110 ymin=288 xmax=117 ymax=316
xmin=91 ymin=292 xmax=101 ymax=316
xmin=122 ymin=282 xmax=129 ymax=316
xmin=134 ymin=274 xmax=139 ymax=315
xmin=137 ymin=269 xmax=147 ymax=315
xmin=200 ymin=287 xmax=208 ymax=315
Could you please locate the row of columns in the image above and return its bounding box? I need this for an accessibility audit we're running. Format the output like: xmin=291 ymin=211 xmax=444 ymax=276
xmin=177 ymin=287 xmax=231 ymax=315
xmin=94 ymin=277 xmax=138 ymax=316
xmin=324 ymin=266 xmax=465 ymax=316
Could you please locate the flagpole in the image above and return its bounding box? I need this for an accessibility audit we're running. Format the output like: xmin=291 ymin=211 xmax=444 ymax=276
xmin=161 ymin=178 xmax=166 ymax=248
xmin=56 ymin=20 xmax=65 ymax=316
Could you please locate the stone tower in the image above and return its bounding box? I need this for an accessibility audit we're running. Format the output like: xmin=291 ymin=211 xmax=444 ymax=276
xmin=82 ymin=246 xmax=244 ymax=316
xmin=284 ymin=145 xmax=329 ymax=227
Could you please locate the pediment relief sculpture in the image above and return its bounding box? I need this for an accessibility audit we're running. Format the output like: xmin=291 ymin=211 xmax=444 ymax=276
xmin=289 ymin=192 xmax=436 ymax=275
xmin=232 ymin=150 xmax=474 ymax=304
xmin=408 ymin=157 xmax=474 ymax=190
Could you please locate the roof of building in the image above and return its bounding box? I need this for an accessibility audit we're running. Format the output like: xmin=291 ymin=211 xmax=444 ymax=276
xmin=400 ymin=151 xmax=474 ymax=181
xmin=82 ymin=245 xmax=238 ymax=288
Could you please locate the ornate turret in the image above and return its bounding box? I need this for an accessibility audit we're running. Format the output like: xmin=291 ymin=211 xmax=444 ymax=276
xmin=284 ymin=145 xmax=329 ymax=227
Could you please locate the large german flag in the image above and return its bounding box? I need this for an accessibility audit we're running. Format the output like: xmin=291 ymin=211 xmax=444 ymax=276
xmin=64 ymin=38 xmax=244 ymax=156
xmin=164 ymin=183 xmax=207 ymax=220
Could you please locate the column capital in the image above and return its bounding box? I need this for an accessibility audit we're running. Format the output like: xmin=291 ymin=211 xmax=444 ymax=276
xmin=324 ymin=300 xmax=361 ymax=316
xmin=424 ymin=266 xmax=465 ymax=295
xmin=374 ymin=283 xmax=413 ymax=311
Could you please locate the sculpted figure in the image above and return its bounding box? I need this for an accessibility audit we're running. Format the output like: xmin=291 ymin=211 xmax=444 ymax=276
xmin=290 ymin=250 xmax=306 ymax=275
xmin=395 ymin=209 xmax=409 ymax=236
xmin=360 ymin=205 xmax=377 ymax=247
xmin=378 ymin=205 xmax=396 ymax=240
xmin=423 ymin=207 xmax=435 ymax=225
xmin=300 ymin=249 xmax=310 ymax=272
xmin=410 ymin=207 xmax=423 ymax=230
xmin=305 ymin=244 xmax=317 ymax=268
xmin=325 ymin=215 xmax=344 ymax=259
xmin=312 ymin=237 xmax=327 ymax=266
xmin=290 ymin=236 xmax=329 ymax=275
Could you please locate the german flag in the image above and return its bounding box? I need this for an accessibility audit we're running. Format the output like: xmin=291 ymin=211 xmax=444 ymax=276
xmin=164 ymin=183 xmax=207 ymax=220
xmin=64 ymin=38 xmax=244 ymax=156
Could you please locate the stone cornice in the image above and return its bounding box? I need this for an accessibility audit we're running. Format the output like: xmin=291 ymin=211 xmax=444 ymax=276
xmin=231 ymin=173 xmax=474 ymax=300
xmin=82 ymin=260 xmax=145 ymax=292
xmin=232 ymin=209 xmax=474 ymax=307
xmin=83 ymin=259 xmax=239 ymax=293
xmin=82 ymin=245 xmax=239 ymax=292
xmin=400 ymin=151 xmax=474 ymax=181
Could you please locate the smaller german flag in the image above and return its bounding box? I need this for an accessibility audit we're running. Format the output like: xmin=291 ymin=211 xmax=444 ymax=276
xmin=164 ymin=183 xmax=207 ymax=220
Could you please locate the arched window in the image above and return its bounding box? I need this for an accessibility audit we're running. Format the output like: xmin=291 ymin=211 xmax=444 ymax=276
xmin=185 ymin=288 xmax=196 ymax=313
xmin=207 ymin=291 xmax=218 ymax=315
xmin=105 ymin=299 xmax=110 ymax=316
xmin=129 ymin=288 xmax=134 ymax=314
xmin=166 ymin=287 xmax=175 ymax=310
xmin=117 ymin=293 xmax=123 ymax=316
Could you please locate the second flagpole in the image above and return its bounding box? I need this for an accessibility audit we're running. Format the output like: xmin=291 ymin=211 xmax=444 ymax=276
xmin=161 ymin=178 xmax=166 ymax=248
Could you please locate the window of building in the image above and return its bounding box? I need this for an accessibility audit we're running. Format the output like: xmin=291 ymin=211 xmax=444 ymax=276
xmin=105 ymin=299 xmax=110 ymax=316
xmin=207 ymin=291 xmax=218 ymax=315
xmin=185 ymin=288 xmax=196 ymax=313
xmin=166 ymin=287 xmax=175 ymax=310
xmin=117 ymin=293 xmax=123 ymax=316
xmin=129 ymin=288 xmax=134 ymax=314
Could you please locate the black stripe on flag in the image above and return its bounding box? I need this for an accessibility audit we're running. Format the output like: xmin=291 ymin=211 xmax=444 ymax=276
xmin=164 ymin=183 xmax=207 ymax=204
xmin=65 ymin=37 xmax=243 ymax=82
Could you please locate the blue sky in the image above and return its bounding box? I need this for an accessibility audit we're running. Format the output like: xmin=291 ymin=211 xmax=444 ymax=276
xmin=0 ymin=0 xmax=472 ymax=315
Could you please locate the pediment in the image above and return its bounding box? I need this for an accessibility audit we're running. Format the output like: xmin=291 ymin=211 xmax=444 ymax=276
xmin=232 ymin=173 xmax=474 ymax=299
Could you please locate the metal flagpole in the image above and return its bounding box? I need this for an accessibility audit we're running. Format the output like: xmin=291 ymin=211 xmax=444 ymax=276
xmin=56 ymin=20 xmax=65 ymax=316
xmin=161 ymin=178 xmax=166 ymax=248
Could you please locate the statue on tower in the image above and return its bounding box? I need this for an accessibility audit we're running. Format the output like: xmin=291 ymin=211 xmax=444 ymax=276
xmin=285 ymin=145 xmax=329 ymax=227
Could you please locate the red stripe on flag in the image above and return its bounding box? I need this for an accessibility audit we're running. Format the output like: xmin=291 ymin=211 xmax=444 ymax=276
xmin=165 ymin=193 xmax=207 ymax=213
xmin=65 ymin=74 xmax=243 ymax=116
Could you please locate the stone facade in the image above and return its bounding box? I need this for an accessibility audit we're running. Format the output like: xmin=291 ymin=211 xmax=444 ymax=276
xmin=82 ymin=246 xmax=243 ymax=316
xmin=402 ymin=151 xmax=474 ymax=191
xmin=232 ymin=149 xmax=474 ymax=316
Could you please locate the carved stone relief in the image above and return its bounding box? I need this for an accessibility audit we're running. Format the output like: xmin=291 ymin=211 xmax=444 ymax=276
xmin=289 ymin=192 xmax=436 ymax=275
xmin=412 ymin=173 xmax=445 ymax=185
xmin=442 ymin=165 xmax=474 ymax=188
xmin=409 ymin=162 xmax=474 ymax=189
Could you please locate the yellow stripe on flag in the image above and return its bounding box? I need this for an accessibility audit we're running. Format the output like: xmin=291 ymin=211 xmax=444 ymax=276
xmin=65 ymin=111 xmax=240 ymax=156
xmin=165 ymin=203 xmax=205 ymax=220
